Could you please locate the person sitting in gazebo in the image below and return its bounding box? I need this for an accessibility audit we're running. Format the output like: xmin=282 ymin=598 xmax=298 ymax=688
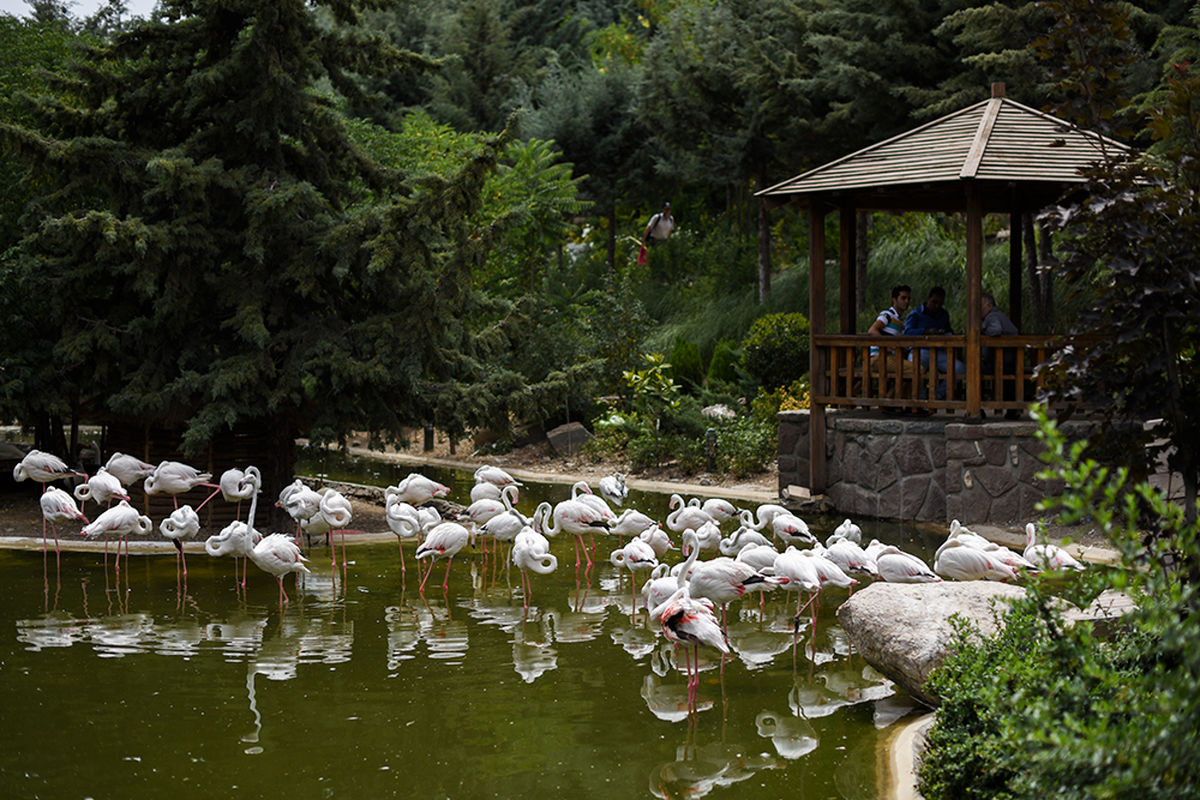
xmin=904 ymin=286 xmax=966 ymax=399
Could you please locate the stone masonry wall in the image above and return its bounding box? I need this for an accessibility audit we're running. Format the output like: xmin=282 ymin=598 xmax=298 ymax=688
xmin=778 ymin=410 xmax=1094 ymax=524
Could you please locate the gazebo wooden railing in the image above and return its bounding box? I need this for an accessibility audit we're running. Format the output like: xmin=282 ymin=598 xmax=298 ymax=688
xmin=812 ymin=334 xmax=1062 ymax=413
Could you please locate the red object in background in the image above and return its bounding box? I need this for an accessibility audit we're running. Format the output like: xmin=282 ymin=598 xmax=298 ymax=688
xmin=637 ymin=246 xmax=648 ymax=265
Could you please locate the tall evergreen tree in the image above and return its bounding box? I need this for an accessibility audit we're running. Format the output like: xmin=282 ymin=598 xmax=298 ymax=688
xmin=640 ymin=0 xmax=815 ymax=302
xmin=1 ymin=0 xmax=513 ymax=514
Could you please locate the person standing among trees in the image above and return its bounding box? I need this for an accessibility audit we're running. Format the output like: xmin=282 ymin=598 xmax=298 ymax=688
xmin=642 ymin=202 xmax=675 ymax=246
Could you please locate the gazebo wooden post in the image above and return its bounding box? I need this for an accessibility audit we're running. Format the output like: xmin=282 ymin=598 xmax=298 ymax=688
xmin=965 ymin=185 xmax=983 ymax=416
xmin=839 ymin=204 xmax=857 ymax=333
xmin=809 ymin=199 xmax=828 ymax=492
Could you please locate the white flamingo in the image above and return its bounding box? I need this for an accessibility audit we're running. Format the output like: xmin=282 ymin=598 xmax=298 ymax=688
xmin=666 ymin=493 xmax=713 ymax=533
xmin=473 ymin=465 xmax=521 ymax=488
xmin=719 ymin=521 xmax=773 ymax=556
xmin=830 ymin=518 xmax=863 ymax=545
xmin=652 ymin=584 xmax=728 ymax=711
xmin=598 ymin=473 xmax=628 ymax=507
xmin=415 ymin=521 xmax=472 ymax=593
xmin=637 ymin=525 xmax=674 ymax=559
xmin=13 ymin=449 xmax=84 ymax=486
xmin=772 ymin=512 xmax=816 ymax=548
xmin=823 ymin=538 xmax=879 ymax=578
xmin=39 ymin=486 xmax=88 ymax=563
xmin=772 ymin=546 xmax=823 ymax=643
xmin=875 ymin=545 xmax=942 ymax=583
xmin=81 ymin=499 xmax=153 ymax=577
xmin=143 ymin=460 xmax=215 ymax=507
xmin=387 ymin=473 xmax=450 ymax=506
xmin=535 ymin=499 xmax=610 ymax=567
xmin=512 ymin=526 xmax=557 ymax=609
xmin=248 ymin=534 xmax=310 ymax=605
xmin=611 ymin=508 xmax=658 ymax=539
xmin=734 ymin=542 xmax=780 ymax=574
xmin=160 ymin=505 xmax=201 ymax=577
xmin=1023 ymin=523 xmax=1086 ymax=572
xmin=73 ymin=467 xmax=130 ymax=509
xmin=103 ymin=452 xmax=156 ymax=487
xmin=610 ymin=537 xmax=659 ymax=608
xmin=934 ymin=540 xmax=1017 ymax=581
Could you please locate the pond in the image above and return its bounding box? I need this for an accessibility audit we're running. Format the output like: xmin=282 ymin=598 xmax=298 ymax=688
xmin=0 ymin=457 xmax=943 ymax=800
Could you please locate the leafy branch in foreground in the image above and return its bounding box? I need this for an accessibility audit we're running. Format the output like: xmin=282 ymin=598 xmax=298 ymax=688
xmin=919 ymin=406 xmax=1200 ymax=799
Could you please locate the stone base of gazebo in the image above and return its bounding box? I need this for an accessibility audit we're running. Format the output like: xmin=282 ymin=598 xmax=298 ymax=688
xmin=778 ymin=410 xmax=1098 ymax=525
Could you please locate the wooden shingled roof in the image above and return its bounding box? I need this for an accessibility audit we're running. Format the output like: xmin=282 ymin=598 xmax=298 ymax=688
xmin=759 ymin=86 xmax=1133 ymax=213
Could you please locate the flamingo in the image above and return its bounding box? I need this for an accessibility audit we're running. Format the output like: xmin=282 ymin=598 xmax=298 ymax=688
xmin=800 ymin=549 xmax=859 ymax=631
xmin=1023 ymin=523 xmax=1086 ymax=572
xmin=385 ymin=499 xmax=423 ymax=576
xmin=637 ymin=525 xmax=674 ymax=559
xmin=39 ymin=486 xmax=88 ymax=563
xmin=81 ymin=499 xmax=153 ymax=577
xmin=469 ymin=482 xmax=504 ymax=503
xmin=204 ymin=521 xmax=262 ymax=588
xmin=772 ymin=512 xmax=816 ymax=548
xmin=13 ymin=449 xmax=84 ymax=487
xmin=666 ymin=493 xmax=713 ymax=533
xmin=73 ymin=467 xmax=130 ymax=510
xmin=598 ymin=473 xmax=628 ymax=507
xmin=772 ymin=546 xmax=823 ymax=644
xmin=610 ymin=537 xmax=660 ymax=608
xmin=734 ymin=542 xmax=781 ymax=574
xmin=749 ymin=503 xmax=790 ymax=531
xmin=687 ymin=552 xmax=777 ymax=633
xmin=160 ymin=505 xmax=201 ymax=577
xmin=247 ymin=534 xmax=311 ymax=605
xmin=611 ymin=508 xmax=658 ymax=540
xmin=652 ymin=585 xmax=728 ymax=711
xmin=143 ymin=461 xmax=216 ymax=508
xmin=934 ymin=540 xmax=1017 ymax=581
xmin=318 ymin=489 xmax=354 ymax=569
xmin=415 ymin=521 xmax=472 ymax=593
xmin=830 ymin=518 xmax=863 ymax=545
xmin=102 ymin=452 xmax=156 ymax=487
xmin=474 ymin=465 xmax=522 ymax=488
xmin=278 ymin=479 xmax=323 ymax=542
xmin=699 ymin=497 xmax=739 ymax=524
xmin=535 ymin=499 xmax=610 ymax=567
xmin=689 ymin=519 xmax=724 ymax=554
xmin=512 ymin=526 xmax=557 ymax=609
xmin=823 ymin=538 xmax=880 ymax=579
xmin=641 ymin=563 xmax=679 ymax=615
xmin=461 ymin=484 xmax=519 ymax=529
xmin=387 ymin=473 xmax=450 ymax=506
xmin=875 ymin=545 xmax=942 ymax=583
xmin=571 ymin=480 xmax=616 ymax=523
xmin=719 ymin=520 xmax=773 ymax=556
xmin=199 ymin=465 xmax=261 ymax=512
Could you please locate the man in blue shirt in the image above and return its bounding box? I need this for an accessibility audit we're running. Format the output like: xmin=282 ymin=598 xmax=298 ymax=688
xmin=904 ymin=286 xmax=964 ymax=399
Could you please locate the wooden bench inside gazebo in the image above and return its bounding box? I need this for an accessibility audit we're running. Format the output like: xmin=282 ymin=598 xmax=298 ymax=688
xmin=759 ymin=84 xmax=1129 ymax=494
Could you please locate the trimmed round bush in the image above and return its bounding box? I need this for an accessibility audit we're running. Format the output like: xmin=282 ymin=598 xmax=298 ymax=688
xmin=739 ymin=312 xmax=810 ymax=390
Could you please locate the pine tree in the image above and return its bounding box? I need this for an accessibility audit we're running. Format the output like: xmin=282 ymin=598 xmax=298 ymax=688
xmin=1 ymin=0 xmax=509 ymax=513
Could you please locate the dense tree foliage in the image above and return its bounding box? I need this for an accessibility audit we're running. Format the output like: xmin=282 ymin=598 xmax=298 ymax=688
xmin=1 ymin=0 xmax=1198 ymax=494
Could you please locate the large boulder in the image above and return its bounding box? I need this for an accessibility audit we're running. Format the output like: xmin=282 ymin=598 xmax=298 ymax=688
xmin=836 ymin=581 xmax=1026 ymax=707
xmin=546 ymin=422 xmax=592 ymax=456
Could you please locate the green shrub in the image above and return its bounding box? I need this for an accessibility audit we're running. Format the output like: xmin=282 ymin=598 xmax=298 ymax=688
xmin=740 ymin=312 xmax=810 ymax=390
xmin=714 ymin=417 xmax=775 ymax=476
xmin=669 ymin=335 xmax=705 ymax=390
xmin=750 ymin=377 xmax=811 ymax=425
xmin=918 ymin=407 xmax=1200 ymax=800
xmin=706 ymin=339 xmax=741 ymax=386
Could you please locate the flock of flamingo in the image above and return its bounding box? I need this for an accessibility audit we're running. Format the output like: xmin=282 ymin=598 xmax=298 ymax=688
xmin=12 ymin=445 xmax=1086 ymax=706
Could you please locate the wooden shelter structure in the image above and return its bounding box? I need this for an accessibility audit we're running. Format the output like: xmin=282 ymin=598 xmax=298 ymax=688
xmin=758 ymin=84 xmax=1130 ymax=492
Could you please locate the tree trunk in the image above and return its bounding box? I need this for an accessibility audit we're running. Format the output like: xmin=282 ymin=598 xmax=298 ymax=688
xmin=1023 ymin=213 xmax=1052 ymax=334
xmin=263 ymin=417 xmax=300 ymax=531
xmin=757 ymin=197 xmax=771 ymax=304
xmin=855 ymin=210 xmax=870 ymax=314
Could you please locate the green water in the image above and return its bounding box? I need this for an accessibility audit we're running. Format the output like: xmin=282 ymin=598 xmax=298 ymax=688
xmin=0 ymin=464 xmax=940 ymax=800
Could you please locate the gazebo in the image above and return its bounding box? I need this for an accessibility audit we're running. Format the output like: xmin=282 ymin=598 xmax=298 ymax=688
xmin=758 ymin=83 xmax=1129 ymax=496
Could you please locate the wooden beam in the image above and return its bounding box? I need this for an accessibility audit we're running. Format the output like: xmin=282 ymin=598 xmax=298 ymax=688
xmin=965 ymin=185 xmax=983 ymax=416
xmin=840 ymin=204 xmax=856 ymax=333
xmin=809 ymin=201 xmax=828 ymax=493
